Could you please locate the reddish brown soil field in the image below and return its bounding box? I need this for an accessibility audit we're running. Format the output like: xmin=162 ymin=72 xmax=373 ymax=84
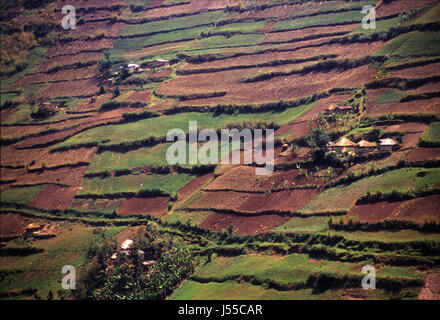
xmin=117 ymin=196 xmax=170 ymax=216
xmin=348 ymin=195 xmax=440 ymax=223
xmin=205 ymin=166 xmax=322 ymax=192
xmin=61 ymin=21 xmax=125 ymax=41
xmin=189 ymin=188 xmax=319 ymax=214
xmin=47 ymin=38 xmax=114 ymax=57
xmin=12 ymin=165 xmax=88 ymax=187
xmin=13 ymin=66 xmax=100 ymax=88
xmin=405 ymin=148 xmax=440 ymax=162
xmin=178 ymin=173 xmax=213 ymax=200
xmin=419 ymin=273 xmax=440 ymax=300
xmin=199 ymin=211 xmax=290 ymax=234
xmin=161 ymin=65 xmax=376 ymax=106
xmin=389 ymin=62 xmax=440 ymax=79
xmin=0 ymin=213 xmax=28 ymax=237
xmin=365 ymin=91 xmax=440 ymax=117
xmin=28 ymin=185 xmax=77 ymax=210
xmin=40 ymin=78 xmax=101 ymax=99
xmin=123 ymin=90 xmax=152 ymax=103
xmin=37 ymin=52 xmax=103 ymax=73
xmin=376 ymin=0 xmax=436 ymax=18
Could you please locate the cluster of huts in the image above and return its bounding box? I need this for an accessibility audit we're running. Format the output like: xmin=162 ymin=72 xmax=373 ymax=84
xmin=110 ymin=239 xmax=157 ymax=269
xmin=326 ymin=137 xmax=398 ymax=155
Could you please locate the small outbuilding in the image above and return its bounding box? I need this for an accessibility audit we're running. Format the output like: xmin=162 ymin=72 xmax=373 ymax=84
xmin=356 ymin=140 xmax=376 ymax=154
xmin=334 ymin=137 xmax=356 ymax=153
xmin=379 ymin=138 xmax=398 ymax=151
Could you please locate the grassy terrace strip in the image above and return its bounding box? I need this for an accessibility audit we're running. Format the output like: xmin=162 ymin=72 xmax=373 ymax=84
xmin=176 ymin=54 xmax=338 ymax=75
xmin=242 ymin=55 xmax=387 ymax=82
xmin=366 ymin=75 xmax=440 ymax=91
xmin=77 ymin=173 xmax=197 ymax=198
xmin=420 ymin=122 xmax=440 ymax=147
xmin=52 ymin=100 xmax=321 ymax=152
xmin=299 ymin=167 xmax=440 ymax=214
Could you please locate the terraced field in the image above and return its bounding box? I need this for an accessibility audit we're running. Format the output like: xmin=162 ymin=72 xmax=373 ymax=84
xmin=1 ymin=0 xmax=440 ymax=301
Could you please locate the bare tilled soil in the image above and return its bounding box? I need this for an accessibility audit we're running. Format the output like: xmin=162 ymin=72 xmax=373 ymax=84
xmin=419 ymin=273 xmax=440 ymax=300
xmin=204 ymin=166 xmax=322 ymax=192
xmin=39 ymin=78 xmax=101 ymax=99
xmin=199 ymin=211 xmax=290 ymax=234
xmin=189 ymin=188 xmax=319 ymax=214
xmin=405 ymin=148 xmax=440 ymax=162
xmin=163 ymin=65 xmax=376 ymax=106
xmin=61 ymin=21 xmax=125 ymax=41
xmin=178 ymin=173 xmax=214 ymax=200
xmin=12 ymin=165 xmax=89 ymax=188
xmin=348 ymin=195 xmax=440 ymax=223
xmin=0 ymin=213 xmax=28 ymax=237
xmin=12 ymin=65 xmax=100 ymax=87
xmin=46 ymin=38 xmax=114 ymax=57
xmin=117 ymin=196 xmax=170 ymax=216
xmin=364 ymin=96 xmax=440 ymax=117
xmin=28 ymin=185 xmax=77 ymax=210
xmin=36 ymin=52 xmax=103 ymax=73
xmin=388 ymin=62 xmax=440 ymax=79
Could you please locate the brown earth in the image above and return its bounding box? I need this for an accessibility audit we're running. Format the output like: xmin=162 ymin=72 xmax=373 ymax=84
xmin=419 ymin=273 xmax=440 ymax=300
xmin=39 ymin=78 xmax=101 ymax=99
xmin=199 ymin=211 xmax=290 ymax=234
xmin=376 ymin=0 xmax=436 ymax=18
xmin=348 ymin=194 xmax=440 ymax=223
xmin=178 ymin=173 xmax=214 ymax=200
xmin=117 ymin=196 xmax=170 ymax=216
xmin=28 ymin=185 xmax=77 ymax=210
xmin=0 ymin=213 xmax=28 ymax=237
xmin=46 ymin=38 xmax=114 ymax=57
xmin=204 ymin=166 xmax=322 ymax=192
xmin=161 ymin=65 xmax=376 ymax=106
xmin=189 ymin=188 xmax=320 ymax=214
xmin=405 ymin=148 xmax=440 ymax=162
xmin=388 ymin=62 xmax=440 ymax=79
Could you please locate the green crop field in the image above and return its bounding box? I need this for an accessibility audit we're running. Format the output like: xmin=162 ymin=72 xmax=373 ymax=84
xmin=78 ymin=173 xmax=196 ymax=196
xmin=375 ymin=32 xmax=440 ymax=57
xmin=0 ymin=185 xmax=46 ymax=204
xmin=421 ymin=122 xmax=440 ymax=144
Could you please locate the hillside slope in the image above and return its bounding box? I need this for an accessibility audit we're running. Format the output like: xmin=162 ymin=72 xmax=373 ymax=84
xmin=1 ymin=0 xmax=440 ymax=300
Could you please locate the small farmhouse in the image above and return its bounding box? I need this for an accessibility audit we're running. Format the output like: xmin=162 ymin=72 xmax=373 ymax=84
xmin=355 ymin=140 xmax=376 ymax=154
xmin=379 ymin=138 xmax=398 ymax=151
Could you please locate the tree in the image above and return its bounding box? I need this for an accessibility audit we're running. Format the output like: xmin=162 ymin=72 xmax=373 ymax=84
xmin=113 ymin=86 xmax=120 ymax=97
xmin=99 ymin=86 xmax=105 ymax=95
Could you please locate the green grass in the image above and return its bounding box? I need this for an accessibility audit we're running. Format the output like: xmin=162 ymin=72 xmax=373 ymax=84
xmin=169 ymin=280 xmax=340 ymax=300
xmin=120 ymin=11 xmax=227 ymax=37
xmin=375 ymin=32 xmax=440 ymax=57
xmin=193 ymin=253 xmax=358 ymax=286
xmin=212 ymin=21 xmax=268 ymax=34
xmin=0 ymin=185 xmax=46 ymax=205
xmin=300 ymin=167 xmax=440 ymax=214
xmin=326 ymin=230 xmax=440 ymax=243
xmin=353 ymin=15 xmax=403 ymax=34
xmin=189 ymin=33 xmax=265 ymax=50
xmin=410 ymin=2 xmax=440 ymax=25
xmin=78 ymin=173 xmax=196 ymax=196
xmin=112 ymin=26 xmax=209 ymax=54
xmin=421 ymin=122 xmax=440 ymax=144
xmin=56 ymin=103 xmax=316 ymax=149
xmin=272 ymin=10 xmax=365 ymax=32
xmin=274 ymin=216 xmax=330 ymax=232
xmin=375 ymin=89 xmax=406 ymax=104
